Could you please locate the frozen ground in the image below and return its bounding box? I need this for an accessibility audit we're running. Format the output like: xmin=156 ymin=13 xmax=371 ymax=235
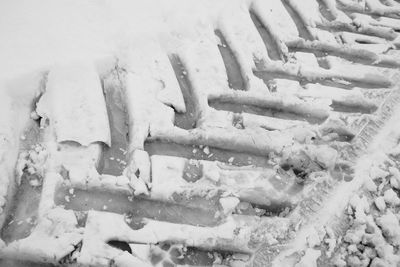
xmin=2 ymin=0 xmax=400 ymax=266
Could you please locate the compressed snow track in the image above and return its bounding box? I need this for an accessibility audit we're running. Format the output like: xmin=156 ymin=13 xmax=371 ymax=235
xmin=2 ymin=0 xmax=400 ymax=266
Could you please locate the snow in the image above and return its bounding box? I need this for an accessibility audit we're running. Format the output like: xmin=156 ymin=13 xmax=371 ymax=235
xmin=271 ymin=90 xmax=400 ymax=266
xmin=389 ymin=167 xmax=400 ymax=189
xmin=295 ymin=248 xmax=321 ymax=267
xmin=306 ymin=228 xmax=321 ymax=248
xmin=36 ymin=62 xmax=111 ymax=146
xmin=252 ymin=0 xmax=299 ymax=44
xmin=123 ymin=149 xmax=151 ymax=192
xmin=0 ymin=0 xmax=275 ymax=91
xmin=383 ymin=189 xmax=400 ymax=206
xmin=325 ymin=109 xmax=400 ymax=266
xmin=0 ymin=207 xmax=82 ymax=264
xmin=374 ymin=196 xmax=386 ymax=211
xmin=150 ymin=154 xmax=302 ymax=208
xmin=376 ymin=211 xmax=400 ymax=245
xmin=219 ymin=196 xmax=240 ymax=215
xmin=79 ymin=210 xmax=259 ymax=265
xmin=3 ymin=0 xmax=400 ymax=266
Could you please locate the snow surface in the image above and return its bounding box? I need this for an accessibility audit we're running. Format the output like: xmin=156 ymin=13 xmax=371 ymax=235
xmin=3 ymin=0 xmax=400 ymax=266
xmin=0 ymin=0 xmax=249 ymax=89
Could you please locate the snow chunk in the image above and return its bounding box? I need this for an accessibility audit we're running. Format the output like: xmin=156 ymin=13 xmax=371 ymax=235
xmin=36 ymin=62 xmax=111 ymax=146
xmin=389 ymin=167 xmax=400 ymax=189
xmin=124 ymin=149 xmax=151 ymax=186
xmin=128 ymin=176 xmax=149 ymax=196
xmin=305 ymin=145 xmax=338 ymax=170
xmin=369 ymin=165 xmax=389 ymax=181
xmin=344 ymin=225 xmax=366 ymax=244
xmin=376 ymin=211 xmax=400 ymax=245
xmin=383 ymin=189 xmax=400 ymax=206
xmin=370 ymin=258 xmax=389 ymax=267
xmin=374 ymin=196 xmax=386 ymax=211
xmin=219 ymin=197 xmax=240 ymax=215
xmin=306 ymin=228 xmax=321 ymax=248
xmin=295 ymin=248 xmax=321 ymax=267
xmin=16 ymin=144 xmax=48 ymax=184
xmin=349 ymin=195 xmax=370 ymax=224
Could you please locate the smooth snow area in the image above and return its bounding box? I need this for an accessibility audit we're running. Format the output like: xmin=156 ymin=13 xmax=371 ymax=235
xmin=0 ymin=0 xmax=245 ymax=90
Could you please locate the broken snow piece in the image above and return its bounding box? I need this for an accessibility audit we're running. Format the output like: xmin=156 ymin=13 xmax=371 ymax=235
xmin=374 ymin=196 xmax=386 ymax=211
xmin=349 ymin=195 xmax=370 ymax=224
xmin=281 ymin=144 xmax=338 ymax=175
xmin=305 ymin=145 xmax=338 ymax=170
xmin=369 ymin=164 xmax=389 ymax=181
xmin=344 ymin=224 xmax=366 ymax=244
xmin=124 ymin=149 xmax=151 ymax=187
xmin=219 ymin=197 xmax=240 ymax=215
xmin=389 ymin=167 xmax=400 ymax=188
xmin=295 ymin=248 xmax=321 ymax=267
xmin=150 ymin=155 xmax=300 ymax=208
xmin=324 ymin=237 xmax=336 ymax=258
xmin=56 ymin=142 xmax=104 ymax=190
xmin=36 ymin=62 xmax=111 ymax=146
xmin=383 ymin=189 xmax=400 ymax=206
xmin=390 ymin=176 xmax=400 ymax=189
xmin=127 ymin=175 xmax=149 ymax=196
xmin=376 ymin=210 xmax=400 ymax=246
xmin=15 ymin=144 xmax=48 ymax=181
xmin=306 ymin=228 xmax=321 ymax=248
